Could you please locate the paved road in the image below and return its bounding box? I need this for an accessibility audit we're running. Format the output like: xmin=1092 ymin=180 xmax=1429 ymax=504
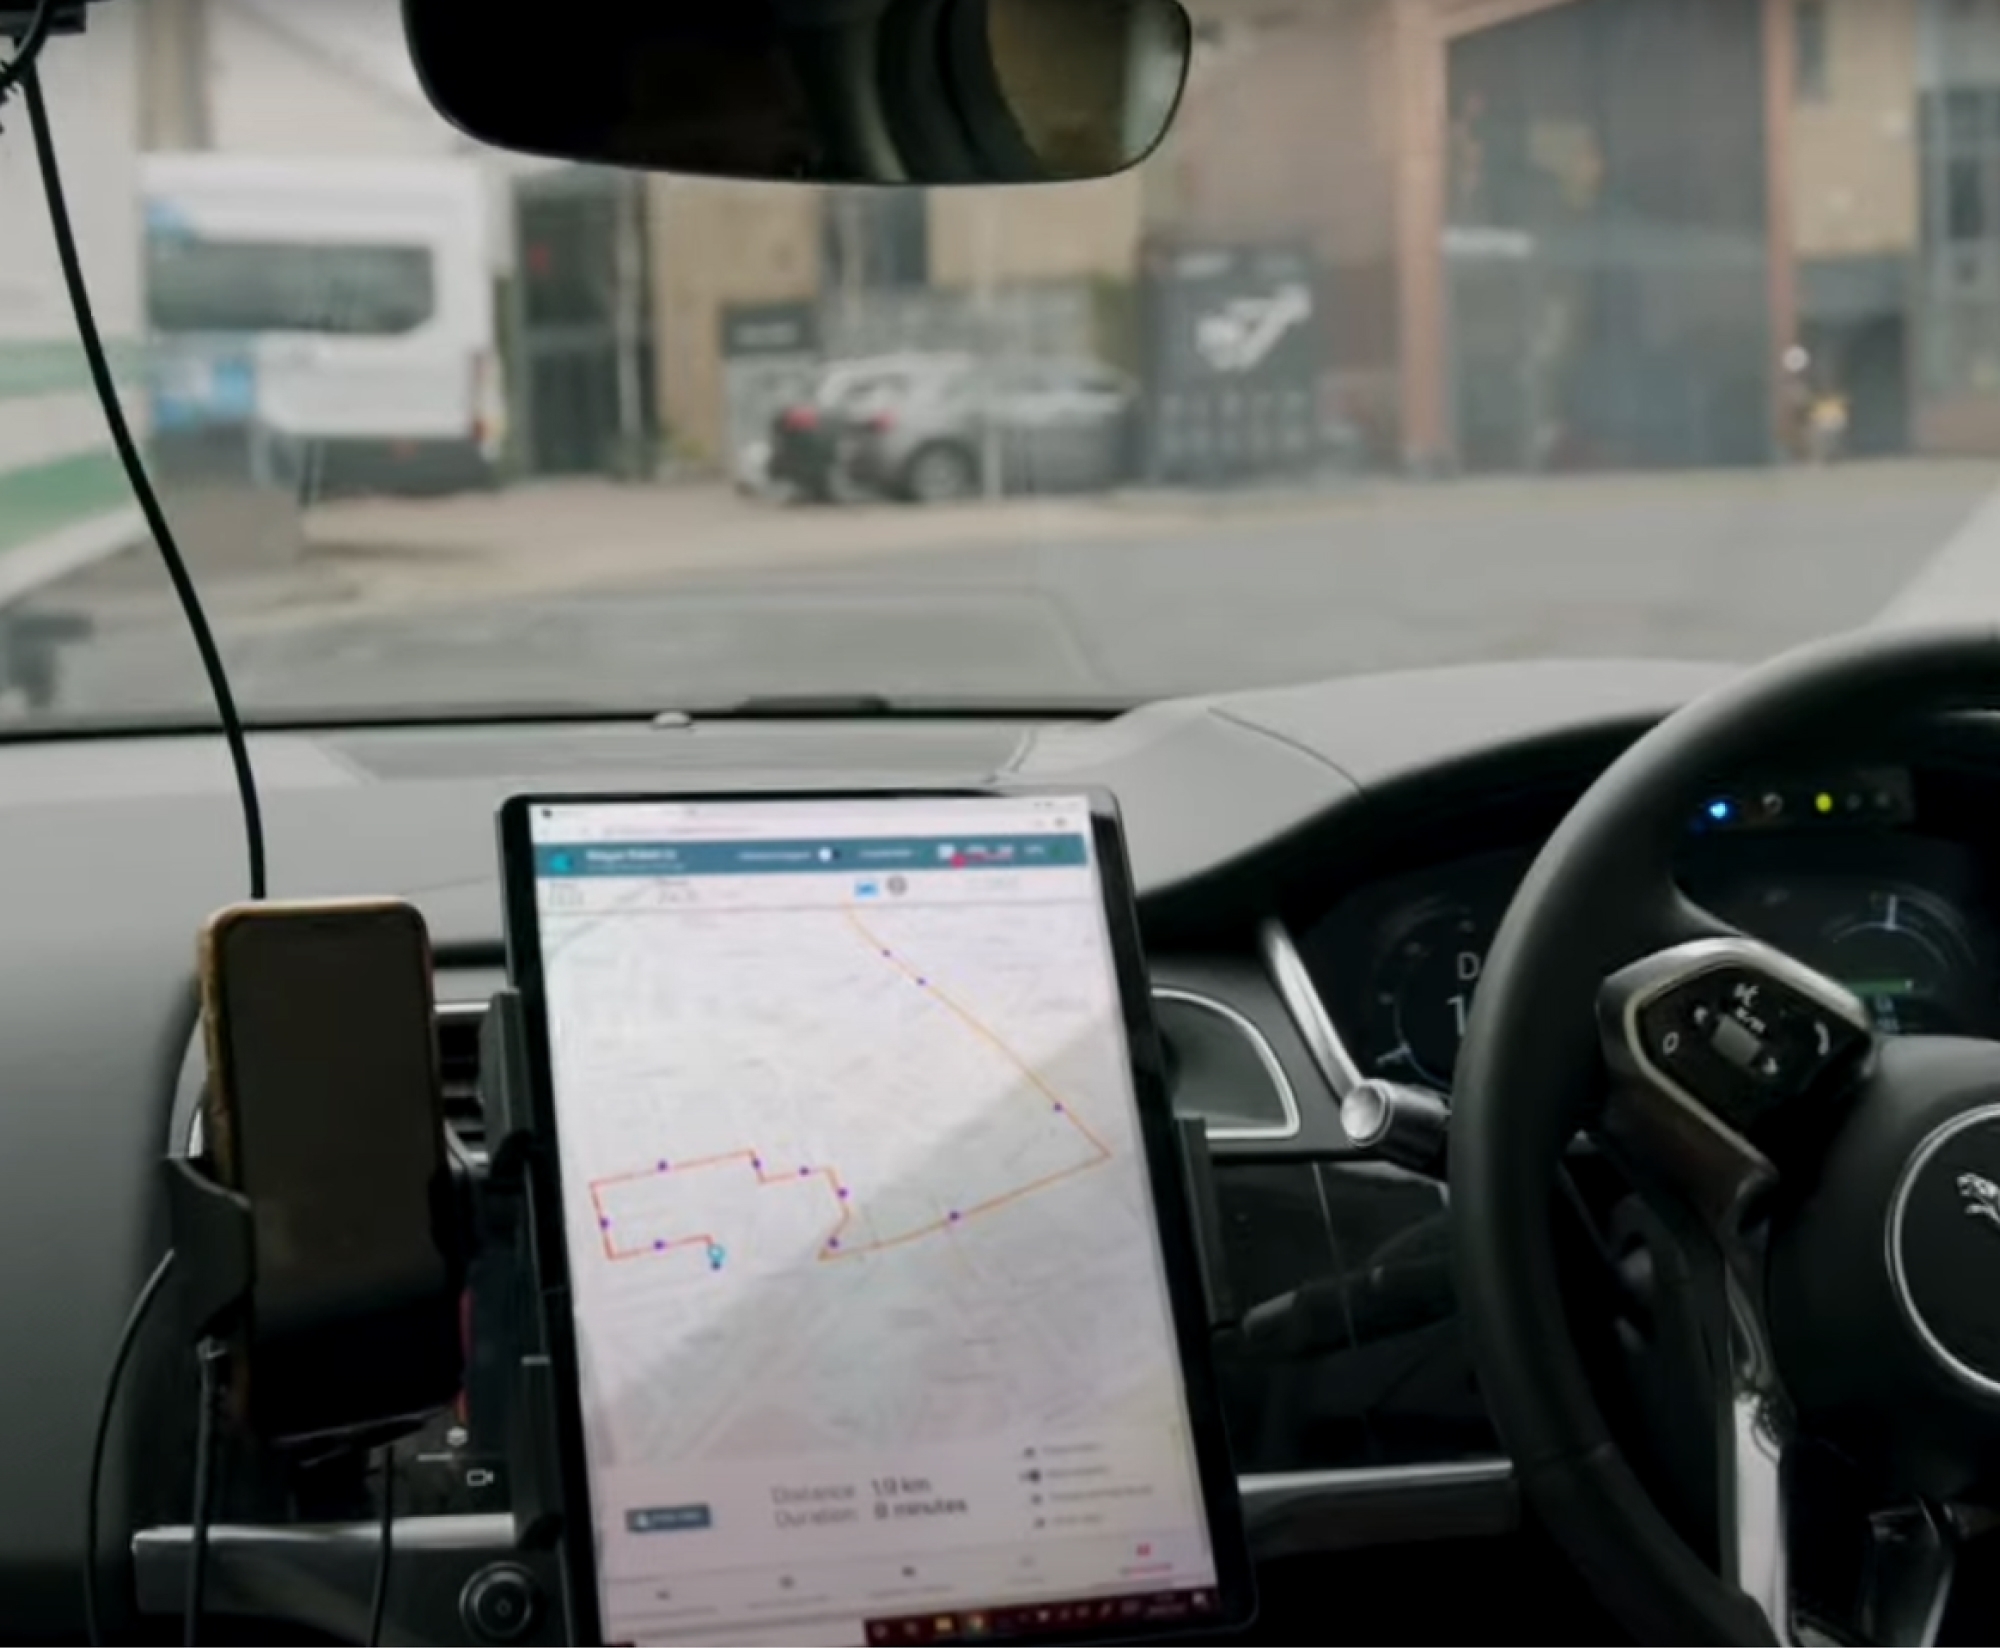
xmin=26 ymin=462 xmax=2000 ymax=718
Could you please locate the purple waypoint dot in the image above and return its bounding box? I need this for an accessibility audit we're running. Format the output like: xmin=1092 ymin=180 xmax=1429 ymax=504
xmin=881 ymin=949 xmax=893 ymax=958
xmin=827 ymin=1237 xmax=841 ymax=1250
xmin=948 ymin=1210 xmax=961 ymax=1223
xmin=653 ymin=1239 xmax=665 ymax=1251
xmin=838 ymin=1187 xmax=851 ymax=1200
xmin=656 ymin=1159 xmax=669 ymax=1172
xmin=799 ymin=1165 xmax=811 ymax=1177
xmin=598 ymin=1218 xmax=611 ymax=1229
xmin=751 ymin=1156 xmax=763 ymax=1171
xmin=1053 ymin=1103 xmax=1065 ymax=1113
xmin=916 ymin=977 xmax=929 ymax=988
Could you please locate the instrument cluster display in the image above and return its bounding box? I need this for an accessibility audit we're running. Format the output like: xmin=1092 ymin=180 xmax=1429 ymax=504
xmin=1299 ymin=832 xmax=2000 ymax=1093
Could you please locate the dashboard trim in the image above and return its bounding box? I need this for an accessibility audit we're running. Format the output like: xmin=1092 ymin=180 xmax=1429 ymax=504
xmin=1260 ymin=919 xmax=1366 ymax=1096
xmin=188 ymin=990 xmax=1305 ymax=1150
xmin=1239 ymin=1458 xmax=1513 ymax=1497
xmin=1236 ymin=1459 xmax=1519 ymax=1559
xmin=1152 ymin=984 xmax=1302 ymax=1141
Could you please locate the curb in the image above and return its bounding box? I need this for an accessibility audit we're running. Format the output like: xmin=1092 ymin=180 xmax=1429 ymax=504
xmin=0 ymin=506 xmax=147 ymax=611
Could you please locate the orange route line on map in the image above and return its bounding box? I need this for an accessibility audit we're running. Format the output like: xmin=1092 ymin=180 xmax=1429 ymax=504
xmin=585 ymin=905 xmax=1110 ymax=1266
xmin=843 ymin=906 xmax=1114 ymax=1163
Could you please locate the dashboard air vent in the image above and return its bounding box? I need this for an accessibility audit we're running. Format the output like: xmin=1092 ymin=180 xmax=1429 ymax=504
xmin=436 ymin=1001 xmax=488 ymax=1157
xmin=1154 ymin=990 xmax=1298 ymax=1140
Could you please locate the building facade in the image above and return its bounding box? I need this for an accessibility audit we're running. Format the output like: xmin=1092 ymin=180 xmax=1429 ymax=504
xmin=1144 ymin=0 xmax=2000 ymax=470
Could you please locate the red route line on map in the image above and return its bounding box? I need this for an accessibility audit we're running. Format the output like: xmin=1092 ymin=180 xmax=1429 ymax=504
xmin=586 ymin=908 xmax=1110 ymax=1265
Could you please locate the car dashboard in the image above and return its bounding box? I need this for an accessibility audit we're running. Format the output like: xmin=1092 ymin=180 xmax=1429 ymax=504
xmin=12 ymin=656 xmax=2000 ymax=1640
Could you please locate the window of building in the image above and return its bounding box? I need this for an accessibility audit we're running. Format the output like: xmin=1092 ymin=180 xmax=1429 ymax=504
xmin=1795 ymin=0 xmax=1830 ymax=102
xmin=822 ymin=190 xmax=930 ymax=293
xmin=1920 ymin=78 xmax=2000 ymax=393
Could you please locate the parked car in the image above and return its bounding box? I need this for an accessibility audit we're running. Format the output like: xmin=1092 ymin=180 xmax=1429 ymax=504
xmin=764 ymin=355 xmax=970 ymax=502
xmin=767 ymin=352 xmax=1140 ymax=504
xmin=843 ymin=354 xmax=1140 ymax=502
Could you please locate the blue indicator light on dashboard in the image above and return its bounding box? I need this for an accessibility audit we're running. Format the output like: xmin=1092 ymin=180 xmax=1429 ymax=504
xmin=1706 ymin=799 xmax=1733 ymax=823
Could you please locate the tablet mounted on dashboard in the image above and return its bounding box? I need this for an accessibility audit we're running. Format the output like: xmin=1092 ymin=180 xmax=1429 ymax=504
xmin=499 ymin=790 xmax=1252 ymax=1647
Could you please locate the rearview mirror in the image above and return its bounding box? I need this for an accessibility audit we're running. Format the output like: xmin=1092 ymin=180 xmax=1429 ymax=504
xmin=402 ymin=0 xmax=1192 ymax=186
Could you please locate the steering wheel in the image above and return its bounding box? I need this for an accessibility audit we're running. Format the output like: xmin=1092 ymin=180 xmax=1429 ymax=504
xmin=1451 ymin=626 xmax=2000 ymax=1646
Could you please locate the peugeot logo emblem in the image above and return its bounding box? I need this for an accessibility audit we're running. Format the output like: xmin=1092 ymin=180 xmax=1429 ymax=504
xmin=1961 ymin=1172 xmax=2000 ymax=1231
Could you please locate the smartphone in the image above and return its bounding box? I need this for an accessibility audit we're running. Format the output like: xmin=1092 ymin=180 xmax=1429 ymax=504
xmin=198 ymin=899 xmax=463 ymax=1441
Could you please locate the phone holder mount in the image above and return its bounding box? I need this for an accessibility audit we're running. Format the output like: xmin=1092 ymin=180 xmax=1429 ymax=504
xmin=476 ymin=986 xmax=568 ymax=1557
xmin=159 ymin=1151 xmax=473 ymax=1453
xmin=138 ymin=997 xmax=568 ymax=1645
xmin=161 ymin=1154 xmax=253 ymax=1349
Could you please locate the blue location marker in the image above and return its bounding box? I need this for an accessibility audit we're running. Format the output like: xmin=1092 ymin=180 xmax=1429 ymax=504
xmin=706 ymin=1244 xmax=726 ymax=1271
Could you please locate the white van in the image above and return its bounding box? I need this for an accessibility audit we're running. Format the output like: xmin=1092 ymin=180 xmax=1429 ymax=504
xmin=141 ymin=155 xmax=504 ymax=495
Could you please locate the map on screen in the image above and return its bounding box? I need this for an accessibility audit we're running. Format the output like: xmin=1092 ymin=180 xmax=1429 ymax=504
xmin=523 ymin=795 xmax=1222 ymax=1647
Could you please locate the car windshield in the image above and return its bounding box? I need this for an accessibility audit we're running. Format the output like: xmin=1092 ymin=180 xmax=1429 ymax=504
xmin=3 ymin=0 xmax=1999 ymax=723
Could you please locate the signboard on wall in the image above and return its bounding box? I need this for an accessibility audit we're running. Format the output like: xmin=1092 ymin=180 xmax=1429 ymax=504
xmin=722 ymin=302 xmax=819 ymax=361
xmin=1143 ymin=243 xmax=1322 ymax=482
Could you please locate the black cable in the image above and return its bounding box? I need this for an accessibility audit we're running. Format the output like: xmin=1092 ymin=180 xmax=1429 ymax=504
xmin=366 ymin=1446 xmax=397 ymax=1647
xmin=183 ymin=1342 xmax=226 ymax=1647
xmin=0 ymin=0 xmax=57 ymax=103
xmin=20 ymin=61 xmax=268 ymax=901
xmin=82 ymin=1249 xmax=177 ymax=1648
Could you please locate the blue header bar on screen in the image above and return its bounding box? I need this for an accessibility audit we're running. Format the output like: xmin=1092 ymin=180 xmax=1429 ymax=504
xmin=534 ymin=834 xmax=1090 ymax=878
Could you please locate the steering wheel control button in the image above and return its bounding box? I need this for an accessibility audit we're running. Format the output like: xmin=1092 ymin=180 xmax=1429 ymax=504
xmin=461 ymin=1563 xmax=542 ymax=1644
xmin=1888 ymin=1106 xmax=2000 ymax=1398
xmin=1608 ymin=941 xmax=1872 ymax=1133
xmin=1707 ymin=1010 xmax=1764 ymax=1072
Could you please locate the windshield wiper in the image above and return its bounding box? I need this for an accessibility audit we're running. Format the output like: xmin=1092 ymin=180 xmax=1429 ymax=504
xmin=659 ymin=692 xmax=1137 ymax=723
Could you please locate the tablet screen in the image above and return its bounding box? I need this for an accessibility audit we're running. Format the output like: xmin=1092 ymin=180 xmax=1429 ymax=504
xmin=516 ymin=794 xmax=1231 ymax=1646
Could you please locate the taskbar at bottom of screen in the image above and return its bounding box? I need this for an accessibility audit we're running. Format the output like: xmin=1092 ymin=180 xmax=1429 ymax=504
xmin=866 ymin=1584 xmax=1223 ymax=1645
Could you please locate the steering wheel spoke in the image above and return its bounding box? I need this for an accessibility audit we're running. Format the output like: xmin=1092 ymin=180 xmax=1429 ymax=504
xmin=1856 ymin=1502 xmax=1959 ymax=1648
xmin=1594 ymin=936 xmax=1979 ymax=1646
xmin=1721 ymin=1315 xmax=1794 ymax=1643
xmin=1596 ymin=935 xmax=1874 ymax=1236
xmin=1635 ymin=1158 xmax=1965 ymax=1648
xmin=1720 ymin=1382 xmax=1962 ymax=1648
